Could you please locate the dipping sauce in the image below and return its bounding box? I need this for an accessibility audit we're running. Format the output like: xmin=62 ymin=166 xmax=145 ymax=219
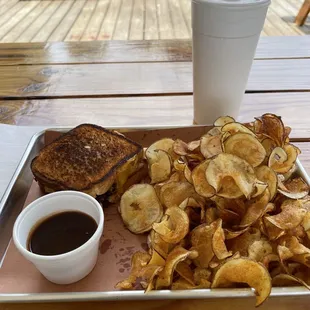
xmin=28 ymin=211 xmax=98 ymax=256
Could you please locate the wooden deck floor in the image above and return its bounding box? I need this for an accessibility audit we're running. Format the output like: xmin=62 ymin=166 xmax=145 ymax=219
xmin=0 ymin=0 xmax=309 ymax=42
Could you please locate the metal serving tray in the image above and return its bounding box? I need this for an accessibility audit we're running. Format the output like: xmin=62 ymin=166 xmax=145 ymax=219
xmin=0 ymin=126 xmax=310 ymax=303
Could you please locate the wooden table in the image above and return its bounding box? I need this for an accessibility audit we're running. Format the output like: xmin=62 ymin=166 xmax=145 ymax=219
xmin=1 ymin=36 xmax=310 ymax=309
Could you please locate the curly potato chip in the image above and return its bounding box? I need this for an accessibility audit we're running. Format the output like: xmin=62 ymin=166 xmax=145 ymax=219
xmin=175 ymin=261 xmax=195 ymax=285
xmin=160 ymin=181 xmax=204 ymax=209
xmin=278 ymin=177 xmax=309 ymax=199
xmin=115 ymin=252 xmax=151 ymax=289
xmin=214 ymin=116 xmax=235 ymax=127
xmin=173 ymin=139 xmax=189 ymax=156
xmin=272 ymin=274 xmax=300 ymax=287
xmin=239 ymin=190 xmax=271 ymax=228
xmin=248 ymin=240 xmax=273 ymax=263
xmin=153 ymin=206 xmax=189 ymax=244
xmin=120 ymin=184 xmax=163 ymax=234
xmin=258 ymin=114 xmax=286 ymax=146
xmin=216 ymin=177 xmax=244 ymax=199
xmin=255 ymin=165 xmax=278 ymax=200
xmin=206 ymin=153 xmax=256 ymax=199
xmin=227 ymin=228 xmax=261 ymax=256
xmin=146 ymin=138 xmax=176 ymax=158
xmin=212 ymin=219 xmax=233 ymax=260
xmin=149 ymin=230 xmax=172 ymax=258
xmin=265 ymin=200 xmax=307 ymax=230
xmin=261 ymin=138 xmax=277 ymax=158
xmin=269 ymin=144 xmax=299 ymax=174
xmin=191 ymin=223 xmax=216 ymax=268
xmin=156 ymin=246 xmax=198 ymax=289
xmin=192 ymin=160 xmax=215 ymax=198
xmin=224 ymin=133 xmax=266 ymax=167
xmin=200 ymin=135 xmax=223 ymax=159
xmin=146 ymin=149 xmax=172 ymax=184
xmin=212 ymin=257 xmax=272 ymax=306
xmin=221 ymin=122 xmax=256 ymax=136
xmin=224 ymin=227 xmax=249 ymax=240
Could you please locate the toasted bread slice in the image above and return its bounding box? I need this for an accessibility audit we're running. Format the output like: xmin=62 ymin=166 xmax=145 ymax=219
xmin=31 ymin=124 xmax=143 ymax=197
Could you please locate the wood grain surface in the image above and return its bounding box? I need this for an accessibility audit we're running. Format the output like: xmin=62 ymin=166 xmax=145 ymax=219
xmin=0 ymin=36 xmax=310 ymax=66
xmin=0 ymin=59 xmax=310 ymax=98
xmin=1 ymin=93 xmax=310 ymax=138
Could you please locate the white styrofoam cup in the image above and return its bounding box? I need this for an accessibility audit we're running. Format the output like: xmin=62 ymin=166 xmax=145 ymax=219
xmin=13 ymin=191 xmax=104 ymax=285
xmin=192 ymin=0 xmax=271 ymax=124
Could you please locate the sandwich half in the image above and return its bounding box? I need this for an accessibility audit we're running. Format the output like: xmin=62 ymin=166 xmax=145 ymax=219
xmin=31 ymin=124 xmax=144 ymax=199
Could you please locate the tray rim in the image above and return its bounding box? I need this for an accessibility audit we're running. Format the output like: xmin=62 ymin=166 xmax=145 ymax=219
xmin=1 ymin=125 xmax=310 ymax=303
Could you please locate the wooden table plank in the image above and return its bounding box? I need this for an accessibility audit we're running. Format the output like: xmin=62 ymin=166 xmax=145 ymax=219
xmin=169 ymin=0 xmax=190 ymax=39
xmin=0 ymin=59 xmax=309 ymax=98
xmin=1 ymin=93 xmax=310 ymax=139
xmin=0 ymin=37 xmax=309 ymax=66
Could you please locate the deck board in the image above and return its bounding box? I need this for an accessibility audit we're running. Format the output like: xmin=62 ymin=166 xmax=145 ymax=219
xmin=48 ymin=0 xmax=86 ymax=42
xmin=0 ymin=1 xmax=40 ymax=41
xmin=0 ymin=0 xmax=309 ymax=42
xmin=1 ymin=1 xmax=51 ymax=43
xmin=113 ymin=0 xmax=134 ymax=40
xmin=129 ymin=0 xmax=144 ymax=40
xmin=144 ymin=0 xmax=159 ymax=40
xmin=31 ymin=0 xmax=74 ymax=42
xmin=65 ymin=0 xmax=97 ymax=41
xmin=97 ymin=0 xmax=120 ymax=40
xmin=81 ymin=0 xmax=109 ymax=41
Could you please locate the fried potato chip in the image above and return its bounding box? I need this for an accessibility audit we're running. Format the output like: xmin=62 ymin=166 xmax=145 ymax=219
xmin=200 ymin=135 xmax=223 ymax=159
xmin=248 ymin=240 xmax=273 ymax=263
xmin=156 ymin=246 xmax=198 ymax=289
xmin=194 ymin=267 xmax=211 ymax=284
xmin=269 ymin=144 xmax=299 ymax=174
xmin=205 ymin=207 xmax=218 ymax=225
xmin=148 ymin=249 xmax=166 ymax=266
xmin=192 ymin=160 xmax=215 ymax=198
xmin=255 ymin=165 xmax=278 ymax=200
xmin=221 ymin=122 xmax=256 ymax=136
xmin=191 ymin=223 xmax=216 ymax=268
xmin=224 ymin=133 xmax=266 ymax=167
xmin=224 ymin=227 xmax=249 ymax=240
xmin=214 ymin=116 xmax=235 ymax=127
xmin=211 ymin=257 xmax=272 ymax=306
xmin=216 ymin=177 xmax=244 ymax=199
xmin=278 ymin=177 xmax=309 ymax=199
xmin=146 ymin=149 xmax=172 ymax=184
xmin=206 ymin=153 xmax=256 ymax=199
xmin=153 ymin=206 xmax=189 ymax=244
xmin=212 ymin=219 xmax=233 ymax=260
xmin=265 ymin=200 xmax=307 ymax=230
xmin=184 ymin=165 xmax=193 ymax=184
xmin=173 ymin=139 xmax=189 ymax=156
xmin=227 ymin=228 xmax=261 ymax=256
xmin=160 ymin=181 xmax=204 ymax=209
xmin=143 ymin=265 xmax=164 ymax=293
xmin=261 ymin=138 xmax=277 ymax=158
xmin=282 ymin=164 xmax=297 ymax=181
xmin=258 ymin=114 xmax=286 ymax=146
xmin=120 ymin=184 xmax=163 ymax=234
xmin=171 ymin=278 xmax=211 ymax=290
xmin=272 ymin=274 xmax=300 ymax=287
xmin=263 ymin=218 xmax=286 ymax=241
xmin=115 ymin=251 xmax=151 ymax=289
xmin=149 ymin=230 xmax=172 ymax=258
xmin=176 ymin=261 xmax=195 ymax=285
xmin=188 ymin=140 xmax=201 ymax=152
xmin=239 ymin=190 xmax=271 ymax=228
xmin=146 ymin=138 xmax=176 ymax=158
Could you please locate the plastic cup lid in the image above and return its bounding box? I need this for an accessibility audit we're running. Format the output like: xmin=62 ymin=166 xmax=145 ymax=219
xmin=192 ymin=0 xmax=271 ymax=8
